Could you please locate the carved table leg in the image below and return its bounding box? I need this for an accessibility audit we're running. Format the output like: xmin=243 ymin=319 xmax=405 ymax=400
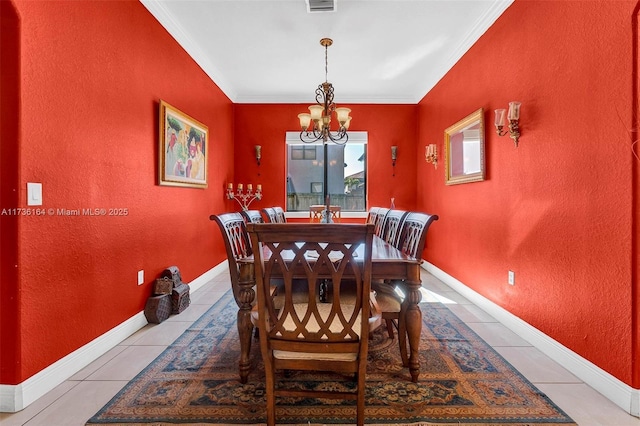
xmin=403 ymin=269 xmax=422 ymax=382
xmin=237 ymin=262 xmax=256 ymax=384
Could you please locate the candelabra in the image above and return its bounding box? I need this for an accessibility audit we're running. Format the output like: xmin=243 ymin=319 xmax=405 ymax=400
xmin=226 ymin=183 xmax=262 ymax=211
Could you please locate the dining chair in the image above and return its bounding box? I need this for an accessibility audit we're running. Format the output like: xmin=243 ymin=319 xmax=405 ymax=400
xmin=374 ymin=212 xmax=439 ymax=365
xmin=309 ymin=205 xmax=341 ymax=223
xmin=272 ymin=206 xmax=287 ymax=223
xmin=241 ymin=210 xmax=264 ymax=224
xmin=366 ymin=206 xmax=381 ymax=224
xmin=210 ymin=212 xmax=277 ymax=378
xmin=210 ymin=213 xmax=252 ymax=304
xmin=372 ymin=207 xmax=390 ymax=237
xmin=309 ymin=205 xmax=324 ymax=222
xmin=329 ymin=205 xmax=341 ymax=222
xmin=261 ymin=207 xmax=278 ymax=223
xmin=247 ymin=223 xmax=379 ymax=426
xmin=379 ymin=209 xmax=408 ymax=248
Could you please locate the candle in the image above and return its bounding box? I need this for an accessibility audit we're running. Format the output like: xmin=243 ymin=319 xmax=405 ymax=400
xmin=227 ymin=183 xmax=233 ymax=190
xmin=237 ymin=183 xmax=243 ymax=191
xmin=247 ymin=184 xmax=252 ymax=191
xmin=256 ymin=184 xmax=262 ymax=192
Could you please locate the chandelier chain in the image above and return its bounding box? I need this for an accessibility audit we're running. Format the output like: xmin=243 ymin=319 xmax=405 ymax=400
xmin=325 ymin=43 xmax=328 ymax=83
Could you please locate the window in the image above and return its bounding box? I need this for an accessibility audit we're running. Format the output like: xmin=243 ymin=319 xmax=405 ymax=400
xmin=286 ymin=132 xmax=367 ymax=212
xmin=291 ymin=146 xmax=317 ymax=160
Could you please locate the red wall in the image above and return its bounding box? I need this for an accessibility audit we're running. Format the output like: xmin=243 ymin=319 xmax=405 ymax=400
xmin=416 ymin=0 xmax=638 ymax=387
xmin=232 ymin=104 xmax=418 ymax=213
xmin=2 ymin=0 xmax=637 ymax=393
xmin=0 ymin=0 xmax=231 ymax=384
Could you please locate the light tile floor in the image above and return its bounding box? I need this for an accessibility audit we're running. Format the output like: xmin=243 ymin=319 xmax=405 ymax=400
xmin=1 ymin=271 xmax=638 ymax=426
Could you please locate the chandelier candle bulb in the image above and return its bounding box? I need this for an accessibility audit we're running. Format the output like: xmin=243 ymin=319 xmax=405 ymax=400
xmin=335 ymin=107 xmax=351 ymax=124
xmin=309 ymin=105 xmax=323 ymax=120
xmin=298 ymin=113 xmax=311 ymax=130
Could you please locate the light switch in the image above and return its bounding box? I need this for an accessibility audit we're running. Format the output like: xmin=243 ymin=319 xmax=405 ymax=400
xmin=27 ymin=182 xmax=42 ymax=206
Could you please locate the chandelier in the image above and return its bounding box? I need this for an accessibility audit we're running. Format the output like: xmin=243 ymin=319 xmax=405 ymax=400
xmin=298 ymin=38 xmax=352 ymax=145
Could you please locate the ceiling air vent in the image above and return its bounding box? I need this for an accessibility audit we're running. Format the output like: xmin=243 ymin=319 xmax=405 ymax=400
xmin=306 ymin=0 xmax=336 ymax=13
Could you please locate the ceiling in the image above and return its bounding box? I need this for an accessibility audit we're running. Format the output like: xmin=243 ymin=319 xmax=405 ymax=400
xmin=140 ymin=0 xmax=513 ymax=104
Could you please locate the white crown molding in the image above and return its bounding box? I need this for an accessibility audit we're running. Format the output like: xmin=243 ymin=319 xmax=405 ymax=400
xmin=234 ymin=94 xmax=420 ymax=105
xmin=0 ymin=263 xmax=228 ymax=413
xmin=422 ymin=261 xmax=640 ymax=417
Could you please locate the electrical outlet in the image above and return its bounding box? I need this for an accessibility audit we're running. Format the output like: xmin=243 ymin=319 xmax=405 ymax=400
xmin=508 ymin=270 xmax=515 ymax=285
xmin=138 ymin=270 xmax=144 ymax=286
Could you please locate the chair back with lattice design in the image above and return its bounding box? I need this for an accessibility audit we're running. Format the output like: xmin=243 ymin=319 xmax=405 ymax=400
xmin=366 ymin=207 xmax=380 ymax=224
xmin=241 ymin=210 xmax=264 ymax=224
xmin=247 ymin=223 xmax=377 ymax=426
xmin=397 ymin=212 xmax=439 ymax=259
xmin=272 ymin=206 xmax=287 ymax=223
xmin=261 ymin=207 xmax=278 ymax=223
xmin=380 ymin=209 xmax=408 ymax=248
xmin=372 ymin=207 xmax=389 ymax=236
xmin=210 ymin=212 xmax=252 ymax=302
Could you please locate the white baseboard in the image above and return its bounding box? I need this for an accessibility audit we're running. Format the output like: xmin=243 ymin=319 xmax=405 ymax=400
xmin=0 ymin=263 xmax=226 ymax=413
xmin=0 ymin=311 xmax=148 ymax=413
xmin=188 ymin=262 xmax=228 ymax=294
xmin=423 ymin=261 xmax=640 ymax=417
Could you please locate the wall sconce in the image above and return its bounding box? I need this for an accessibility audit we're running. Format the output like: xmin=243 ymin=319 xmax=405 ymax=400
xmin=255 ymin=145 xmax=262 ymax=166
xmin=255 ymin=145 xmax=262 ymax=176
xmin=425 ymin=144 xmax=438 ymax=169
xmin=391 ymin=146 xmax=398 ymax=176
xmin=494 ymin=101 xmax=521 ymax=147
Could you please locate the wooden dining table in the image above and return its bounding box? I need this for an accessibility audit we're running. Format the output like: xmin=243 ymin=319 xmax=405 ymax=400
xmin=235 ymin=233 xmax=424 ymax=383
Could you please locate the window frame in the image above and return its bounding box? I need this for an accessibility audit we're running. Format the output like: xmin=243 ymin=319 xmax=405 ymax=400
xmin=285 ymin=131 xmax=368 ymax=214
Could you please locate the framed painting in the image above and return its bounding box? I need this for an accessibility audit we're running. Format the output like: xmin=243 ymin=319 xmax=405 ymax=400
xmin=158 ymin=100 xmax=208 ymax=188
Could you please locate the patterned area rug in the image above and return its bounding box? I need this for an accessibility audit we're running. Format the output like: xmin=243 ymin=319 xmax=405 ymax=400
xmin=87 ymin=290 xmax=575 ymax=425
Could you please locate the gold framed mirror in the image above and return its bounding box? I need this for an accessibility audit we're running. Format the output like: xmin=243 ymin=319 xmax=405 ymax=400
xmin=444 ymin=108 xmax=485 ymax=185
